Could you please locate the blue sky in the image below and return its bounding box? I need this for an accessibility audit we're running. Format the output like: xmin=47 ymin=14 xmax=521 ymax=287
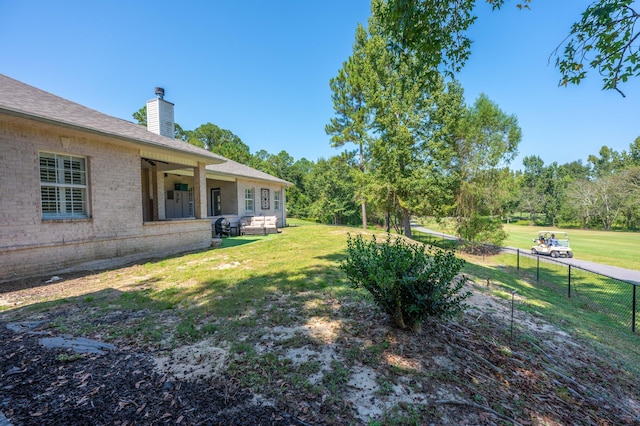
xmin=2 ymin=1 xmax=639 ymax=170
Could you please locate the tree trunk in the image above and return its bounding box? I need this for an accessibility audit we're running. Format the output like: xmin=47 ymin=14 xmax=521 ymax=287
xmin=361 ymin=201 xmax=367 ymax=230
xmin=394 ymin=302 xmax=406 ymax=329
xmin=359 ymin=142 xmax=367 ymax=230
xmin=403 ymin=208 xmax=412 ymax=238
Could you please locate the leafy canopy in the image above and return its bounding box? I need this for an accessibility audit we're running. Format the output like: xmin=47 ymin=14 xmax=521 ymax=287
xmin=378 ymin=0 xmax=640 ymax=95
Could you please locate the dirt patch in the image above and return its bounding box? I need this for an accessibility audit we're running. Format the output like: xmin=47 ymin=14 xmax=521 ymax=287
xmin=153 ymin=338 xmax=229 ymax=381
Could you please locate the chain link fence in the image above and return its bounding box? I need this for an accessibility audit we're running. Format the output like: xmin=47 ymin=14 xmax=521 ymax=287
xmin=411 ymin=232 xmax=639 ymax=333
xmin=506 ymin=247 xmax=638 ymax=333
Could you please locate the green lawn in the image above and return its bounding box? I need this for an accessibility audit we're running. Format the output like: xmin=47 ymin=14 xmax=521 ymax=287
xmin=2 ymin=219 xmax=639 ymax=423
xmin=415 ymin=217 xmax=640 ymax=271
xmin=503 ymin=224 xmax=640 ymax=270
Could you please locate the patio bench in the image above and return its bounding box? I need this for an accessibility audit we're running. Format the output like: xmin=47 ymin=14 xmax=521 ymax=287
xmin=240 ymin=215 xmax=279 ymax=235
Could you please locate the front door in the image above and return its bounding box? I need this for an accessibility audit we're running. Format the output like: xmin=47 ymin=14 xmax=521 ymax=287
xmin=211 ymin=188 xmax=221 ymax=216
xmin=166 ymin=189 xmax=192 ymax=218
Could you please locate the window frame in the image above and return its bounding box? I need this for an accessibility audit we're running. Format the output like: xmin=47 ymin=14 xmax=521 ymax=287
xmin=274 ymin=190 xmax=281 ymax=211
xmin=39 ymin=151 xmax=89 ymax=219
xmin=244 ymin=187 xmax=255 ymax=213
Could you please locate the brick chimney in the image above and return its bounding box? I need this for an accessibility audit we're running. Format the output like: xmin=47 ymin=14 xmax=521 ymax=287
xmin=146 ymin=87 xmax=174 ymax=138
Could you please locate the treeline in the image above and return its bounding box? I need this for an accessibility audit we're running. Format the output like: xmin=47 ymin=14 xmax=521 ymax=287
xmin=195 ymin=134 xmax=640 ymax=233
xmin=517 ymin=140 xmax=640 ymax=231
xmin=136 ymin=106 xmax=640 ymax=233
xmin=260 ymin=138 xmax=640 ymax=233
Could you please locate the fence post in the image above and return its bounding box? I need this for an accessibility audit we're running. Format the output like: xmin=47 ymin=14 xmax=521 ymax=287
xmin=633 ymin=285 xmax=637 ymax=334
xmin=568 ymin=265 xmax=571 ymax=298
xmin=517 ymin=249 xmax=520 ymax=271
xmin=536 ymin=256 xmax=540 ymax=282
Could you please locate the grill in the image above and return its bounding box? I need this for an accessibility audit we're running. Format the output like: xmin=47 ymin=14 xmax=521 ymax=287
xmin=214 ymin=217 xmax=231 ymax=237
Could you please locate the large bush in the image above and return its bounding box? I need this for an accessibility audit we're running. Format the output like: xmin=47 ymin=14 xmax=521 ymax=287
xmin=341 ymin=234 xmax=470 ymax=332
xmin=457 ymin=214 xmax=507 ymax=245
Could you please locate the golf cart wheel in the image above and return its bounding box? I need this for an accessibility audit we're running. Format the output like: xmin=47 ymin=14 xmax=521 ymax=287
xmin=531 ymin=248 xmax=537 ymax=255
xmin=551 ymin=251 xmax=559 ymax=258
xmin=567 ymin=252 xmax=574 ymax=258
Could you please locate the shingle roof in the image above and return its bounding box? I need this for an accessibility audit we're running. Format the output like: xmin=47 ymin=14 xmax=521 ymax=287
xmin=0 ymin=74 xmax=225 ymax=164
xmin=1 ymin=74 xmax=291 ymax=186
xmin=207 ymin=158 xmax=291 ymax=186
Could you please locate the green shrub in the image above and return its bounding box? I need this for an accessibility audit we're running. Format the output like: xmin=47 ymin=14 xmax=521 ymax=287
xmin=457 ymin=214 xmax=507 ymax=245
xmin=341 ymin=234 xmax=470 ymax=332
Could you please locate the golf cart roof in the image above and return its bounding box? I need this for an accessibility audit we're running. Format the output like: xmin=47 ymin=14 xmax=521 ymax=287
xmin=538 ymin=231 xmax=568 ymax=238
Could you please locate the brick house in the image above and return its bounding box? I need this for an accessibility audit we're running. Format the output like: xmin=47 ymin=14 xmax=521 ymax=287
xmin=0 ymin=74 xmax=289 ymax=280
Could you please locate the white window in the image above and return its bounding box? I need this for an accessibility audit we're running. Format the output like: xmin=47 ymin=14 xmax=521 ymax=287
xmin=274 ymin=190 xmax=281 ymax=211
xmin=245 ymin=187 xmax=255 ymax=212
xmin=39 ymin=152 xmax=88 ymax=219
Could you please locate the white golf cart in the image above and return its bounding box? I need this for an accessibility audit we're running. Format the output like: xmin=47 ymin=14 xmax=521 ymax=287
xmin=531 ymin=231 xmax=573 ymax=258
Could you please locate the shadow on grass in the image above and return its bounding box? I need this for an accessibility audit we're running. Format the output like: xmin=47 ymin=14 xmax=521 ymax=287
xmin=218 ymin=236 xmax=267 ymax=249
xmin=315 ymin=251 xmax=348 ymax=263
xmin=411 ymin=231 xmax=458 ymax=250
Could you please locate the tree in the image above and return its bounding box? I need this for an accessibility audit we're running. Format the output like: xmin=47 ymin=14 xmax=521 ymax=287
xmin=326 ymin=23 xmax=374 ymax=230
xmin=378 ymin=0 xmax=640 ymax=95
xmin=558 ymin=159 xmax=591 ymax=182
xmin=519 ymin=155 xmax=546 ymax=222
xmin=539 ymin=162 xmax=565 ymax=227
xmin=283 ymin=157 xmax=316 ymax=219
xmin=593 ymin=173 xmax=629 ymax=230
xmin=555 ymin=0 xmax=640 ymax=96
xmin=568 ymin=172 xmax=629 ymax=230
xmin=556 ymin=160 xmax=592 ymax=225
xmin=132 ymin=106 xmax=191 ymax=140
xmin=617 ymin=166 xmax=640 ymax=228
xmin=358 ymin=16 xmax=466 ymax=237
xmin=621 ymin=136 xmax=640 ymax=168
xmin=133 ymin=106 xmax=147 ymax=126
xmin=454 ymin=94 xmax=521 ymax=241
xmin=262 ymin=151 xmax=296 ymax=182
xmin=588 ymin=145 xmax=623 ymax=178
xmin=486 ymin=168 xmax=522 ymax=221
xmin=188 ymin=123 xmax=253 ymax=164
xmin=567 ymin=178 xmax=598 ymax=228
xmin=304 ymin=156 xmax=360 ymax=225
xmin=373 ymin=0 xmax=478 ymax=81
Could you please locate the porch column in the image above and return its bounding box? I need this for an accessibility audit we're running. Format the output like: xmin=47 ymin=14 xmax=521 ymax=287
xmin=150 ymin=166 xmax=159 ymax=221
xmin=155 ymin=168 xmax=166 ymax=220
xmin=282 ymin=186 xmax=287 ymax=226
xmin=194 ymin=162 xmax=207 ymax=219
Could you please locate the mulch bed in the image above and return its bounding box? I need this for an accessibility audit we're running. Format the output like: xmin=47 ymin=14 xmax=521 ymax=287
xmin=0 ymin=321 xmax=305 ymax=426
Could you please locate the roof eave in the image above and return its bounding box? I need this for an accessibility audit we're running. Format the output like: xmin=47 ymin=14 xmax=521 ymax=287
xmin=205 ymin=168 xmax=292 ymax=186
xmin=0 ymin=106 xmax=225 ymax=165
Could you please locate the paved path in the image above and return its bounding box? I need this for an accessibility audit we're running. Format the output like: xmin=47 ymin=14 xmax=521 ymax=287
xmin=523 ymin=252 xmax=640 ymax=285
xmin=411 ymin=225 xmax=458 ymax=241
xmin=411 ymin=225 xmax=640 ymax=285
